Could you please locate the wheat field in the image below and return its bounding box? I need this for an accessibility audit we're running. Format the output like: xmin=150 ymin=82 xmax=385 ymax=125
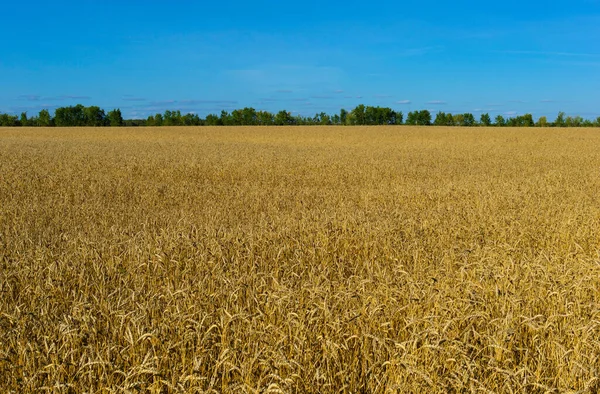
xmin=1 ymin=126 xmax=599 ymax=393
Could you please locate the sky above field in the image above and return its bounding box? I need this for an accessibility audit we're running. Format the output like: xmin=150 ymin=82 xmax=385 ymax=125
xmin=1 ymin=0 xmax=599 ymax=119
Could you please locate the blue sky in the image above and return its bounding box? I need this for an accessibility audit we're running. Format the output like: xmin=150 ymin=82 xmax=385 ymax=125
xmin=1 ymin=0 xmax=599 ymax=119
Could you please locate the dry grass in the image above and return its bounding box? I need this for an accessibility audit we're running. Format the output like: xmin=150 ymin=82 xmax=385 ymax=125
xmin=1 ymin=126 xmax=599 ymax=393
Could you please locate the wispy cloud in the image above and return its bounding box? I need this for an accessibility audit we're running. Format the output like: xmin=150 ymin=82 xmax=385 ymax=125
xmin=334 ymin=90 xmax=344 ymax=94
xmin=539 ymin=99 xmax=576 ymax=104
xmin=8 ymin=104 xmax=61 ymax=113
xmin=427 ymin=100 xmax=446 ymax=105
xmin=498 ymin=50 xmax=600 ymax=58
xmin=310 ymin=95 xmax=333 ymax=99
xmin=179 ymin=99 xmax=238 ymax=105
xmin=19 ymin=95 xmax=41 ymax=101
xmin=19 ymin=94 xmax=90 ymax=101
xmin=257 ymin=97 xmax=310 ymax=104
xmin=63 ymin=95 xmax=91 ymax=100
xmin=122 ymin=97 xmax=146 ymax=101
xmin=396 ymin=100 xmax=411 ymax=104
xmin=149 ymin=100 xmax=177 ymax=105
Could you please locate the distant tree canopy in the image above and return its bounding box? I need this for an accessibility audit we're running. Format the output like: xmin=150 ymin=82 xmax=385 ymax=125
xmin=406 ymin=110 xmax=431 ymax=125
xmin=0 ymin=105 xmax=123 ymax=127
xmin=105 ymin=109 xmax=123 ymax=127
xmin=0 ymin=104 xmax=599 ymax=128
xmin=346 ymin=105 xmax=402 ymax=125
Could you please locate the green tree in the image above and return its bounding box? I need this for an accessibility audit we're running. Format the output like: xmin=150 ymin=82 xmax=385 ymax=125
xmin=54 ymin=104 xmax=86 ymax=127
xmin=125 ymin=119 xmax=147 ymax=127
xmin=205 ymin=114 xmax=221 ymax=126
xmin=0 ymin=113 xmax=19 ymax=126
xmin=522 ymin=114 xmax=534 ymax=127
xmin=480 ymin=113 xmax=491 ymax=126
xmin=366 ymin=106 xmax=397 ymax=125
xmin=257 ymin=111 xmax=274 ymax=125
xmin=107 ymin=109 xmax=124 ymax=126
xmin=20 ymin=112 xmax=29 ymax=127
xmin=182 ymin=113 xmax=201 ymax=126
xmin=419 ymin=110 xmax=431 ymax=125
xmin=453 ymin=114 xmax=465 ymax=126
xmin=554 ymin=112 xmax=566 ymax=127
xmin=494 ymin=115 xmax=506 ymax=127
xmin=242 ymin=107 xmax=258 ymax=125
xmin=565 ymin=115 xmax=583 ymax=127
xmin=434 ymin=112 xmax=447 ymax=126
xmin=350 ymin=104 xmax=366 ymax=125
xmin=84 ymin=106 xmax=107 ymax=126
xmin=406 ymin=110 xmax=431 ymax=125
xmin=37 ymin=109 xmax=52 ymax=126
xmin=163 ymin=110 xmax=174 ymax=126
xmin=220 ymin=110 xmax=232 ymax=125
xmin=462 ymin=113 xmax=475 ymax=126
xmin=317 ymin=112 xmax=331 ymax=125
xmin=164 ymin=110 xmax=184 ymax=126
xmin=340 ymin=109 xmax=348 ymax=125
xmin=274 ymin=110 xmax=294 ymax=125
xmin=536 ymin=116 xmax=548 ymax=127
xmin=232 ymin=109 xmax=243 ymax=125
xmin=295 ymin=114 xmax=309 ymax=125
xmin=396 ymin=111 xmax=403 ymax=125
xmin=146 ymin=115 xmax=156 ymax=126
xmin=231 ymin=107 xmax=258 ymax=125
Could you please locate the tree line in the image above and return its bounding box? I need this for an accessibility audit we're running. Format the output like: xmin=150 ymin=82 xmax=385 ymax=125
xmin=0 ymin=105 xmax=124 ymax=127
xmin=1 ymin=104 xmax=600 ymax=127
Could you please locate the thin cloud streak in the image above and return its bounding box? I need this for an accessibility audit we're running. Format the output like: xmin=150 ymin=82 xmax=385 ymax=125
xmin=498 ymin=50 xmax=600 ymax=58
xmin=179 ymin=99 xmax=238 ymax=105
xmin=62 ymin=95 xmax=91 ymax=100
xmin=19 ymin=95 xmax=42 ymax=101
xmin=122 ymin=97 xmax=146 ymax=101
xmin=18 ymin=95 xmax=90 ymax=101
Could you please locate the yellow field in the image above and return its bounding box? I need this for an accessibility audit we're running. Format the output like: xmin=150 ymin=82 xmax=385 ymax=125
xmin=1 ymin=126 xmax=599 ymax=393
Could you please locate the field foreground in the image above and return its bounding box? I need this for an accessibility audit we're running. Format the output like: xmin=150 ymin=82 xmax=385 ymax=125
xmin=1 ymin=126 xmax=600 ymax=393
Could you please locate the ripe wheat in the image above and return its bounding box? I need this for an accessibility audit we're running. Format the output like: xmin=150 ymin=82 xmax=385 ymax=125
xmin=1 ymin=126 xmax=599 ymax=393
